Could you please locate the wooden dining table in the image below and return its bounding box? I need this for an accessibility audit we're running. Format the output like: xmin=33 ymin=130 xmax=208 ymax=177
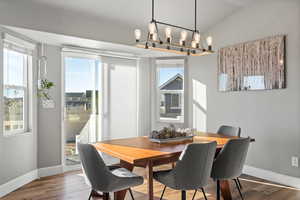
xmin=93 ymin=132 xmax=254 ymax=200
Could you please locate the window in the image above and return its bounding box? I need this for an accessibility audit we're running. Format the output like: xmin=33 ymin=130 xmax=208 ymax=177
xmin=243 ymin=75 xmax=265 ymax=90
xmin=3 ymin=45 xmax=30 ymax=135
xmin=156 ymin=59 xmax=184 ymax=123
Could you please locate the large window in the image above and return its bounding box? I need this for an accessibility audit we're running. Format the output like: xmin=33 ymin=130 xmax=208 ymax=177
xmin=156 ymin=59 xmax=184 ymax=123
xmin=3 ymin=45 xmax=30 ymax=135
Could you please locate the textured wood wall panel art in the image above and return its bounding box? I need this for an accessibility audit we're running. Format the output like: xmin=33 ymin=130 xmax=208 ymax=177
xmin=218 ymin=35 xmax=285 ymax=91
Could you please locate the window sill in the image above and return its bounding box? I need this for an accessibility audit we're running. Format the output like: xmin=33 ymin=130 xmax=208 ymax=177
xmin=157 ymin=119 xmax=184 ymax=124
xmin=3 ymin=131 xmax=33 ymax=138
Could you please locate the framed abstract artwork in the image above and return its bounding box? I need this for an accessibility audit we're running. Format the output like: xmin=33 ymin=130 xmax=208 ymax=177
xmin=218 ymin=35 xmax=286 ymax=91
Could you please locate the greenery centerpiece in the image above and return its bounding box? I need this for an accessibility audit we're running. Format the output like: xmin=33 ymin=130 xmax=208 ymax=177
xmin=149 ymin=124 xmax=194 ymax=142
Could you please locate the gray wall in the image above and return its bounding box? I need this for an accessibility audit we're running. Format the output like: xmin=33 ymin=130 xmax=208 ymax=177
xmin=37 ymin=45 xmax=62 ymax=168
xmin=188 ymin=0 xmax=300 ymax=177
xmin=0 ymin=29 xmax=38 ymax=185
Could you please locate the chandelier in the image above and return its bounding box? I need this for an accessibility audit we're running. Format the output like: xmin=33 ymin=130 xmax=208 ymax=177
xmin=134 ymin=0 xmax=214 ymax=56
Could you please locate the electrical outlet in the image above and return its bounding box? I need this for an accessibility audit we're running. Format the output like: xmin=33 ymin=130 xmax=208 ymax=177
xmin=292 ymin=156 xmax=299 ymax=168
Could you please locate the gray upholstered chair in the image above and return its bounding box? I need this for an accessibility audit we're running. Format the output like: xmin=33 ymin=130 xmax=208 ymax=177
xmin=153 ymin=142 xmax=217 ymax=200
xmin=77 ymin=143 xmax=144 ymax=200
xmin=211 ymin=138 xmax=251 ymax=200
xmin=217 ymin=125 xmax=243 ymax=189
xmin=217 ymin=125 xmax=241 ymax=137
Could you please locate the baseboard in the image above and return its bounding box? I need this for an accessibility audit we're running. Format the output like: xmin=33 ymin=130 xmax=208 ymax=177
xmin=63 ymin=164 xmax=82 ymax=172
xmin=38 ymin=165 xmax=63 ymax=178
xmin=243 ymin=165 xmax=300 ymax=189
xmin=0 ymin=164 xmax=82 ymax=198
xmin=0 ymin=170 xmax=38 ymax=198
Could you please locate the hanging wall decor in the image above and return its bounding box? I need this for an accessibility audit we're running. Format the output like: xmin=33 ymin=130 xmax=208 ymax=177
xmin=37 ymin=43 xmax=55 ymax=108
xmin=218 ymin=35 xmax=285 ymax=92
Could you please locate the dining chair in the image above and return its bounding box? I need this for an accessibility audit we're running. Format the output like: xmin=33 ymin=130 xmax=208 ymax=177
xmin=217 ymin=125 xmax=243 ymax=189
xmin=153 ymin=142 xmax=217 ymax=200
xmin=211 ymin=138 xmax=251 ymax=200
xmin=77 ymin=143 xmax=144 ymax=200
xmin=217 ymin=125 xmax=241 ymax=137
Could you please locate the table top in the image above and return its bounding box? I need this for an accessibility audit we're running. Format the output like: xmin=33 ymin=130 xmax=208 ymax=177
xmin=93 ymin=132 xmax=253 ymax=164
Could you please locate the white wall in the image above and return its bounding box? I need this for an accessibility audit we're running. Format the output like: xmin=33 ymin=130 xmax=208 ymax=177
xmin=0 ymin=0 xmax=134 ymax=46
xmin=188 ymin=0 xmax=300 ymax=177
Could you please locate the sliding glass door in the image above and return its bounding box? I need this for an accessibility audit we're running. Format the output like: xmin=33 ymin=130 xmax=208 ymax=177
xmin=63 ymin=54 xmax=101 ymax=166
xmin=62 ymin=51 xmax=139 ymax=167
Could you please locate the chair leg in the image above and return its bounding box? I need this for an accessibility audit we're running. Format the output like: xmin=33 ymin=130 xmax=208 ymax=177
xmin=160 ymin=186 xmax=167 ymax=200
xmin=237 ymin=177 xmax=243 ymax=189
xmin=192 ymin=190 xmax=197 ymax=200
xmin=216 ymin=180 xmax=221 ymax=200
xmin=181 ymin=190 xmax=186 ymax=200
xmin=201 ymin=188 xmax=208 ymax=200
xmin=234 ymin=179 xmax=244 ymax=200
xmin=88 ymin=190 xmax=92 ymax=200
xmin=128 ymin=188 xmax=135 ymax=200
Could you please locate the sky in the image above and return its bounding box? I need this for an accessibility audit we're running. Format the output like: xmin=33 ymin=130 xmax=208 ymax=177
xmin=4 ymin=49 xmax=25 ymax=98
xmin=65 ymin=57 xmax=184 ymax=92
xmin=65 ymin=57 xmax=99 ymax=93
xmin=158 ymin=67 xmax=184 ymax=86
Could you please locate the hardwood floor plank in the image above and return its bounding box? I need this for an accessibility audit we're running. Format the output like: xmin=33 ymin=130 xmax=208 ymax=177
xmin=2 ymin=166 xmax=300 ymax=200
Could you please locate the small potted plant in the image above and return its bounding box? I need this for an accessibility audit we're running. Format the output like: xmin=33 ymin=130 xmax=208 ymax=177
xmin=38 ymin=79 xmax=54 ymax=100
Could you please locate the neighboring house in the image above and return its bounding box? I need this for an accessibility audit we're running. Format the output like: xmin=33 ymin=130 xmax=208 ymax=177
xmin=159 ymin=73 xmax=183 ymax=119
xmin=4 ymin=97 xmax=24 ymax=131
xmin=65 ymin=91 xmax=99 ymax=142
xmin=65 ymin=92 xmax=87 ymax=108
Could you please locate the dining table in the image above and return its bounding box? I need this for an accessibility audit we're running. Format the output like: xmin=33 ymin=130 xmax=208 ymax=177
xmin=93 ymin=132 xmax=255 ymax=200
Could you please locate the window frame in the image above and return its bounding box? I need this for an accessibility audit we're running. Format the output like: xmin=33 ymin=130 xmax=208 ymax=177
xmin=2 ymin=43 xmax=31 ymax=136
xmin=155 ymin=58 xmax=185 ymax=124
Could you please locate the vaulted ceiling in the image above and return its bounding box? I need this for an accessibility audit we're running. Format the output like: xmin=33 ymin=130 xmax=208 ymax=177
xmin=16 ymin=0 xmax=257 ymax=32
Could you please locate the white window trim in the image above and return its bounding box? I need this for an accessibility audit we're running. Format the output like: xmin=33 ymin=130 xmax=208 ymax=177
xmin=61 ymin=51 xmax=103 ymax=170
xmin=155 ymin=58 xmax=185 ymax=124
xmin=1 ymin=33 xmax=35 ymax=137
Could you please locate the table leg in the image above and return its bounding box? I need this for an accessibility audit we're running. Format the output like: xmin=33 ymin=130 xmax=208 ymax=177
xmin=146 ymin=160 xmax=154 ymax=200
xmin=114 ymin=160 xmax=134 ymax=200
xmin=220 ymin=180 xmax=232 ymax=200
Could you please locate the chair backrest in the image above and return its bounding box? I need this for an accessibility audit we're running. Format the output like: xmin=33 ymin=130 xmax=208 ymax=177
xmin=217 ymin=125 xmax=241 ymax=137
xmin=211 ymin=138 xmax=250 ymax=180
xmin=77 ymin=143 xmax=113 ymax=191
xmin=172 ymin=141 xmax=217 ymax=190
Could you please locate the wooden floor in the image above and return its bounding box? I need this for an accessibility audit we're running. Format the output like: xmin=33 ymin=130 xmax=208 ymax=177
xmin=2 ymin=165 xmax=300 ymax=200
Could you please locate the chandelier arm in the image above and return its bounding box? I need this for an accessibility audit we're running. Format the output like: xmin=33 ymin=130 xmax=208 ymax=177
xmin=155 ymin=20 xmax=195 ymax=32
xmin=145 ymin=32 xmax=150 ymax=48
xmin=194 ymin=0 xmax=197 ymax=31
xmin=152 ymin=0 xmax=154 ymax=21
xmin=154 ymin=21 xmax=162 ymax=43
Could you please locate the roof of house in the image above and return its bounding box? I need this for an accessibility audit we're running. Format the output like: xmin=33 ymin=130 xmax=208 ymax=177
xmin=159 ymin=73 xmax=183 ymax=90
xmin=65 ymin=92 xmax=85 ymax=97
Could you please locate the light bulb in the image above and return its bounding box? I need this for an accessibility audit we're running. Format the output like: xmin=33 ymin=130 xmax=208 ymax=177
xmin=134 ymin=29 xmax=141 ymax=41
xmin=191 ymin=41 xmax=197 ymax=48
xmin=206 ymin=36 xmax=213 ymax=46
xmin=179 ymin=39 xmax=185 ymax=46
xmin=148 ymin=22 xmax=156 ymax=34
xmin=152 ymin=33 xmax=158 ymax=41
xmin=165 ymin=27 xmax=172 ymax=38
xmin=194 ymin=32 xmax=201 ymax=43
xmin=180 ymin=31 xmax=188 ymax=41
